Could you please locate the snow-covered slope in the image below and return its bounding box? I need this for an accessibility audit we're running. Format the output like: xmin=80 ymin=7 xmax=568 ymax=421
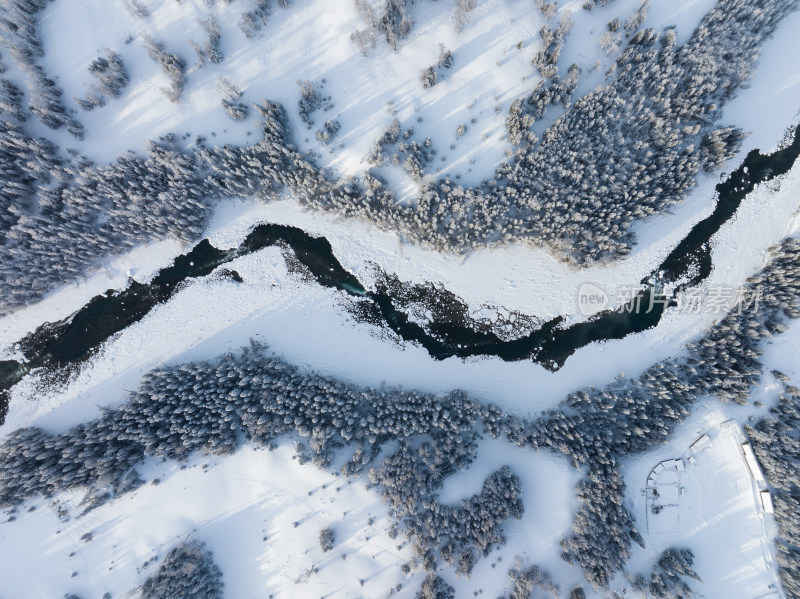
xmin=1 ymin=0 xmax=800 ymax=598
xmin=0 ymin=442 xmax=422 ymax=599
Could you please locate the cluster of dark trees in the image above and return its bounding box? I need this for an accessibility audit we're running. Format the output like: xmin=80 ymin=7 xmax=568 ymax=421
xmin=0 ymin=128 xmax=215 ymax=314
xmin=416 ymin=573 xmax=454 ymax=599
xmin=140 ymin=540 xmax=224 ymax=599
xmin=239 ymin=0 xmax=290 ymax=40
xmin=631 ymin=547 xmax=701 ymax=599
xmin=74 ymin=50 xmax=130 ymax=111
xmin=534 ymin=0 xmax=558 ymax=20
xmin=352 ymin=0 xmax=414 ymax=54
xmin=0 ymin=0 xmax=84 ymax=137
xmin=217 ymin=76 xmax=248 ymax=120
xmin=396 ymin=0 xmax=791 ymax=263
xmin=222 ymin=97 xmax=248 ymax=120
xmin=315 ymin=119 xmax=340 ymax=143
xmin=533 ymin=12 xmax=573 ymax=78
xmin=297 ymin=79 xmax=332 ymax=128
xmin=0 ymin=75 xmax=26 ymax=121
xmin=143 ymin=35 xmax=186 ymax=103
xmin=240 ymin=0 xmax=268 ymax=40
xmin=368 ymin=118 xmax=401 ymax=164
xmin=560 ymin=464 xmax=644 ymax=588
xmin=505 ymin=98 xmax=536 ymax=147
xmin=192 ymin=15 xmax=224 ymax=67
xmin=420 ymin=67 xmax=436 ymax=89
xmin=511 ymin=62 xmax=580 ymax=141
xmin=505 ymin=563 xmax=560 ymax=599
xmin=420 ymin=45 xmax=453 ymax=89
xmin=394 ymin=136 xmax=435 ymax=181
xmin=411 ymin=466 xmax=522 ymax=577
xmin=319 ymin=526 xmax=336 ymax=552
xmin=350 ymin=0 xmax=473 ymax=54
xmin=297 ymin=80 xmax=322 ymax=128
xmin=582 ymin=0 xmax=614 ymax=9
xmin=747 ymin=378 xmax=800 ymax=599
xmin=367 ymin=120 xmax=437 ymax=180
xmin=123 ymin=0 xmax=148 ymax=19
xmin=0 ymin=117 xmax=65 ymax=243
xmin=87 ymin=51 xmax=129 ymax=99
xmin=499 ymin=551 xmax=697 ymax=599
xmin=200 ymin=98 xmax=328 ymax=200
xmin=599 ymin=2 xmax=650 ymax=55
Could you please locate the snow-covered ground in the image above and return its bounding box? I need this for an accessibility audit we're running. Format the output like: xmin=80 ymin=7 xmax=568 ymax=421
xmin=622 ymin=410 xmax=784 ymax=599
xmin=37 ymin=0 xmax=549 ymax=194
xmin=30 ymin=0 xmax=797 ymax=197
xmin=0 ymin=441 xmax=423 ymax=598
xmin=1 ymin=0 xmax=800 ymax=597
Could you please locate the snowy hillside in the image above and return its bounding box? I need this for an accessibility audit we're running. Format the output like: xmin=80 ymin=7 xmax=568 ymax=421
xmin=1 ymin=0 xmax=800 ymax=598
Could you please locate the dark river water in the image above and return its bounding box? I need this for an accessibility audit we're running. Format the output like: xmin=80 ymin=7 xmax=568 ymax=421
xmin=0 ymin=123 xmax=798 ymax=420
